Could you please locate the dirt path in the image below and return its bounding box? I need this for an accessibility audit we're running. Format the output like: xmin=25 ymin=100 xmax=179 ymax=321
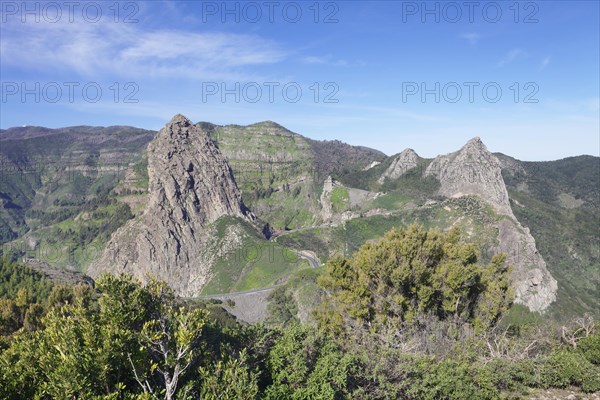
xmin=195 ymin=250 xmax=319 ymax=323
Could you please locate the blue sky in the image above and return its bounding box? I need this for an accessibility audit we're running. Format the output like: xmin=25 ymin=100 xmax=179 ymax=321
xmin=1 ymin=0 xmax=598 ymax=160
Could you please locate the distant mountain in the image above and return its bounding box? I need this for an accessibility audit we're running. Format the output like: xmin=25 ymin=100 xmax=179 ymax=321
xmin=0 ymin=125 xmax=155 ymax=245
xmin=1 ymin=116 xmax=597 ymax=317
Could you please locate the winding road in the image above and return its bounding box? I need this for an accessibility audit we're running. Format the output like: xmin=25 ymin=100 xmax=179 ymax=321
xmin=192 ymin=250 xmax=321 ymax=323
xmin=195 ymin=249 xmax=320 ymax=300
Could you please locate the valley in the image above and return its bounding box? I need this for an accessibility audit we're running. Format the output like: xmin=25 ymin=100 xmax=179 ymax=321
xmin=1 ymin=114 xmax=599 ymax=399
xmin=1 ymin=115 xmax=598 ymax=319
xmin=2 ymin=2 xmax=598 ymax=397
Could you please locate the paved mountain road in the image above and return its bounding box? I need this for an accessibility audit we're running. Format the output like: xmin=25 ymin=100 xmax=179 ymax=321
xmin=191 ymin=249 xmax=321 ymax=323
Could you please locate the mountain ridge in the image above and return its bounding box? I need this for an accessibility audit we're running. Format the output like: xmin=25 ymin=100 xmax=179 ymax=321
xmin=2 ymin=123 xmax=596 ymax=162
xmin=1 ymin=117 xmax=597 ymax=315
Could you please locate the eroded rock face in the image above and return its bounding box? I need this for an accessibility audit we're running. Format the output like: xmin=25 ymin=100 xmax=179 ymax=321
xmin=495 ymin=219 xmax=557 ymax=312
xmin=88 ymin=114 xmax=255 ymax=296
xmin=320 ymin=176 xmax=335 ymax=223
xmin=426 ymin=138 xmax=513 ymax=216
xmin=363 ymin=161 xmax=381 ymax=171
xmin=426 ymin=137 xmax=557 ymax=312
xmin=378 ymin=149 xmax=419 ymax=184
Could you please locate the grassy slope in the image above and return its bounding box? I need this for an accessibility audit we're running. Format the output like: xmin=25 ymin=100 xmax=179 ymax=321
xmin=208 ymin=122 xmax=387 ymax=230
xmin=3 ymin=195 xmax=133 ymax=272
xmin=200 ymin=216 xmax=311 ymax=295
xmin=208 ymin=123 xmax=320 ymax=230
xmin=510 ymin=191 xmax=599 ymax=318
xmin=279 ymin=196 xmax=501 ymax=265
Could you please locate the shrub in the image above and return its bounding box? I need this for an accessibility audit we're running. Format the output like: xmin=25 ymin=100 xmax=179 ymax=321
xmin=539 ymin=349 xmax=600 ymax=392
xmin=577 ymin=331 xmax=600 ymax=365
xmin=403 ymin=358 xmax=499 ymax=400
xmin=481 ymin=358 xmax=537 ymax=392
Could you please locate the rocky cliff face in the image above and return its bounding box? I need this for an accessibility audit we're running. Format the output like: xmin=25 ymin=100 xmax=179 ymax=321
xmin=426 ymin=137 xmax=557 ymax=312
xmin=88 ymin=114 xmax=255 ymax=296
xmin=425 ymin=138 xmax=513 ymax=216
xmin=495 ymin=219 xmax=557 ymax=312
xmin=207 ymin=121 xmax=385 ymax=231
xmin=320 ymin=176 xmax=335 ymax=223
xmin=378 ymin=148 xmax=419 ymax=184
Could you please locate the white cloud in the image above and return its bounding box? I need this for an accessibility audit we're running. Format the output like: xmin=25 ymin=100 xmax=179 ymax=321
xmin=497 ymin=48 xmax=527 ymax=67
xmin=0 ymin=20 xmax=285 ymax=80
xmin=460 ymin=33 xmax=480 ymax=45
xmin=302 ymin=55 xmax=350 ymax=67
xmin=538 ymin=56 xmax=551 ymax=70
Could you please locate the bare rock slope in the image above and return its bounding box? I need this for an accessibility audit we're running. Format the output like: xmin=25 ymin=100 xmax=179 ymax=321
xmin=378 ymin=148 xmax=419 ymax=184
xmin=88 ymin=114 xmax=255 ymax=296
xmin=426 ymin=137 xmax=512 ymax=216
xmin=426 ymin=137 xmax=557 ymax=312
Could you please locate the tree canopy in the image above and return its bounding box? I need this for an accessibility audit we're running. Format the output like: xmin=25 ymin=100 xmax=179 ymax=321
xmin=317 ymin=224 xmax=513 ymax=334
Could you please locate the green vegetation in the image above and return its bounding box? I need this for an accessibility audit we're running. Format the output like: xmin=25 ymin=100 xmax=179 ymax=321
xmin=272 ymin=224 xmax=600 ymax=399
xmin=207 ymin=122 xmax=386 ymax=231
xmin=244 ymin=185 xmax=318 ymax=230
xmin=132 ymin=157 xmax=150 ymax=190
xmin=316 ymin=224 xmax=512 ymax=333
xmin=2 ymin=196 xmax=134 ymax=272
xmin=1 ymin=224 xmax=599 ymax=399
xmin=510 ymin=193 xmax=599 ymax=318
xmin=371 ymin=191 xmax=412 ymax=210
xmin=209 ymin=123 xmax=314 ymax=195
xmin=0 ymin=126 xmax=152 ymax=248
xmin=278 ymin=196 xmax=500 ymax=265
xmin=371 ymin=174 xmax=440 ymax=209
xmin=0 ymin=259 xmax=55 ymax=337
xmin=3 ymin=125 xmax=599 ymax=322
xmin=501 ymin=155 xmax=600 ymax=318
xmin=309 ymin=138 xmax=386 ymax=183
xmin=0 ymin=274 xmax=363 ymax=399
xmin=0 ymin=258 xmax=54 ymax=303
xmin=266 ymin=286 xmax=298 ymax=325
xmin=330 ymin=187 xmax=350 ymax=212
xmin=200 ymin=217 xmax=310 ymax=295
xmin=1 ymin=125 xmax=599 ymax=398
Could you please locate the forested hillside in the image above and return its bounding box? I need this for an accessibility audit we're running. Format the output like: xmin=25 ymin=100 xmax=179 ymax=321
xmin=1 ymin=225 xmax=599 ymax=399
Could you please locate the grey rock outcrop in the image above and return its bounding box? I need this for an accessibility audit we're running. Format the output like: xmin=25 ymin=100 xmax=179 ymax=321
xmin=363 ymin=161 xmax=381 ymax=171
xmin=426 ymin=137 xmax=557 ymax=312
xmin=88 ymin=114 xmax=255 ymax=296
xmin=425 ymin=137 xmax=512 ymax=216
xmin=320 ymin=176 xmax=335 ymax=223
xmin=378 ymin=149 xmax=419 ymax=184
xmin=495 ymin=219 xmax=557 ymax=312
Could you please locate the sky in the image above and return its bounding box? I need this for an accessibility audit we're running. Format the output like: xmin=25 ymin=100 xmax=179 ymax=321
xmin=1 ymin=0 xmax=599 ymax=160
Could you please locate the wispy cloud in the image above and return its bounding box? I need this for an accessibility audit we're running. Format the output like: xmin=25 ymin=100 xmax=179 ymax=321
xmin=324 ymin=103 xmax=442 ymax=123
xmin=302 ymin=55 xmax=350 ymax=67
xmin=497 ymin=48 xmax=527 ymax=67
xmin=0 ymin=20 xmax=285 ymax=80
xmin=460 ymin=33 xmax=480 ymax=45
xmin=538 ymin=56 xmax=551 ymax=70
